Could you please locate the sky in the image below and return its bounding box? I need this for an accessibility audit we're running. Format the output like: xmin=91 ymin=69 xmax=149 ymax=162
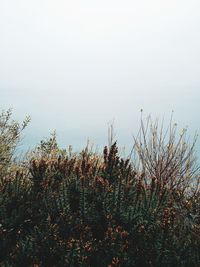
xmin=0 ymin=0 xmax=200 ymax=156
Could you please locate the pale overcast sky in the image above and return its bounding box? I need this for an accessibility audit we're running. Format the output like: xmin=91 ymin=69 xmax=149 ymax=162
xmin=0 ymin=0 xmax=200 ymax=153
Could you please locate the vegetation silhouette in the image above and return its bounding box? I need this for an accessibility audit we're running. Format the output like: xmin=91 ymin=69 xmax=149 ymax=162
xmin=0 ymin=109 xmax=200 ymax=267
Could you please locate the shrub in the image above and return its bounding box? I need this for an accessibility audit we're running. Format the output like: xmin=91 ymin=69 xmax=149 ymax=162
xmin=0 ymin=110 xmax=200 ymax=267
xmin=0 ymin=109 xmax=30 ymax=183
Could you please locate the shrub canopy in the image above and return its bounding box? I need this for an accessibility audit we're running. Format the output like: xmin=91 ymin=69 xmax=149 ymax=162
xmin=0 ymin=110 xmax=200 ymax=267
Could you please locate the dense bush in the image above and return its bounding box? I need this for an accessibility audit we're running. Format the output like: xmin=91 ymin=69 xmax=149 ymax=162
xmin=0 ymin=110 xmax=200 ymax=267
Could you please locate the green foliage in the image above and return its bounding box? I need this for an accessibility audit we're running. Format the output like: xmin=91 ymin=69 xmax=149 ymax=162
xmin=0 ymin=110 xmax=200 ymax=267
